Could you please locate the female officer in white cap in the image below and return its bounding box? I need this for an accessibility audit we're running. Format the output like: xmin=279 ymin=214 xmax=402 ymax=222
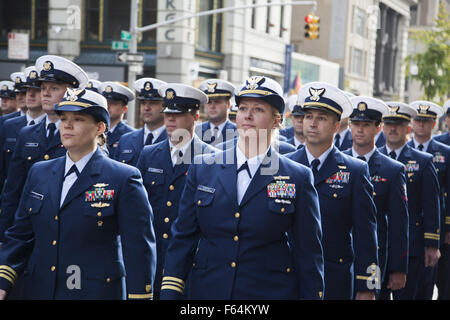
xmin=160 ymin=76 xmax=324 ymax=300
xmin=287 ymin=82 xmax=378 ymax=300
xmin=101 ymin=81 xmax=136 ymax=159
xmin=0 ymin=88 xmax=156 ymax=300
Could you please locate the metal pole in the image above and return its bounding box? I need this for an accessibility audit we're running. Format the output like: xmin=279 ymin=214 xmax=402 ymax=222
xmin=127 ymin=0 xmax=139 ymax=127
xmin=137 ymin=1 xmax=317 ymax=33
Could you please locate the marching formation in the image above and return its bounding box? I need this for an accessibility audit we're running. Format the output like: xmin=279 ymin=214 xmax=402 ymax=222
xmin=0 ymin=54 xmax=448 ymax=300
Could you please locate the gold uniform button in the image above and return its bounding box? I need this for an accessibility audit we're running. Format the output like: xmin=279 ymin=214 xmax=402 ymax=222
xmin=52 ymin=240 xmax=57 ymax=246
xmin=54 ymin=215 xmax=58 ymax=221
xmin=233 ymin=235 xmax=239 ymax=242
xmin=197 ymin=200 xmax=201 ymax=205
xmin=122 ymin=160 xmax=125 ymax=163
xmin=373 ymin=192 xmax=377 ymax=196
xmin=44 ymin=154 xmax=50 ymax=160
xmin=6 ymin=149 xmax=10 ymax=153
xmin=151 ymin=181 xmax=155 ymax=185
xmin=51 ymin=266 xmax=56 ymax=272
xmin=416 ymin=222 xmax=420 ymax=226
xmin=27 ymin=156 xmax=32 ymax=160
xmin=231 ymin=262 xmax=236 ymax=268
xmin=339 ymin=258 xmax=343 ymax=263
xmin=234 ymin=212 xmax=240 ymax=218
xmin=169 ymin=185 xmax=175 ymax=191
xmin=163 ymin=233 xmax=169 ymax=239
xmin=445 ymin=192 xmax=448 ymax=197
xmin=286 ymin=267 xmax=291 ymax=273
xmin=29 ymin=207 xmax=32 ymax=212
xmin=106 ymin=277 xmax=111 ymax=283
xmin=280 ymin=208 xmax=285 ymax=213
xmin=164 ymin=217 xmax=170 ymax=223
xmin=97 ymin=212 xmax=102 ymax=217
xmin=167 ymin=201 xmax=172 ymax=207
xmin=436 ymin=168 xmax=440 ymax=172
xmin=410 ymin=179 xmax=413 ymax=182
xmin=333 ymin=193 xmax=338 ymax=198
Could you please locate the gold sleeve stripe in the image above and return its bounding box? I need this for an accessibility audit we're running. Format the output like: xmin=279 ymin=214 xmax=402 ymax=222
xmin=161 ymin=284 xmax=184 ymax=293
xmin=162 ymin=279 xmax=184 ymax=290
xmin=162 ymin=276 xmax=185 ymax=286
xmin=0 ymin=265 xmax=17 ymax=278
xmin=0 ymin=270 xmax=16 ymax=283
xmin=355 ymin=275 xmax=379 ymax=282
xmin=424 ymin=233 xmax=440 ymax=240
xmin=128 ymin=293 xmax=153 ymax=299
xmin=0 ymin=273 xmax=15 ymax=285
xmin=445 ymin=217 xmax=450 ymax=224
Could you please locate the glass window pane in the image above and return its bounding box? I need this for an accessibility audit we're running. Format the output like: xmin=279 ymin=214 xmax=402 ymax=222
xmin=35 ymin=0 xmax=49 ymax=40
xmin=86 ymin=0 xmax=100 ymax=42
xmin=0 ymin=0 xmax=31 ymax=38
xmin=142 ymin=0 xmax=157 ymax=42
xmin=352 ymin=48 xmax=363 ymax=75
xmin=353 ymin=7 xmax=365 ymax=37
xmin=197 ymin=0 xmax=213 ymax=51
xmin=105 ymin=0 xmax=130 ymax=41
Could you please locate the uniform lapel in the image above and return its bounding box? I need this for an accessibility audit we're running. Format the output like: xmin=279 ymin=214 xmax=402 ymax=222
xmin=218 ymin=148 xmax=238 ymax=204
xmin=130 ymin=128 xmax=145 ymax=154
xmin=60 ymin=148 xmax=104 ymax=210
xmin=398 ymin=144 xmax=411 ymax=163
xmin=49 ymin=156 xmax=66 ymax=211
xmin=368 ymin=150 xmax=382 ymax=176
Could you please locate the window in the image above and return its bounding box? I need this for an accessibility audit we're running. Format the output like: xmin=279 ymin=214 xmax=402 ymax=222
xmin=251 ymin=0 xmax=257 ymax=29
xmin=104 ymin=0 xmax=130 ymax=41
xmin=353 ymin=6 xmax=366 ymax=37
xmin=84 ymin=0 xmax=100 ymax=42
xmin=141 ymin=0 xmax=157 ymax=43
xmin=351 ymin=47 xmax=365 ymax=76
xmin=410 ymin=5 xmax=418 ymax=26
xmin=197 ymin=0 xmax=222 ymax=53
xmin=266 ymin=0 xmax=272 ymax=33
xmin=0 ymin=0 xmax=48 ymax=41
xmin=279 ymin=4 xmax=285 ymax=37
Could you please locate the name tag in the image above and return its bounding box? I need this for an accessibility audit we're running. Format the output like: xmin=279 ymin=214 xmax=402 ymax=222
xmin=30 ymin=191 xmax=44 ymax=200
xmin=198 ymin=185 xmax=215 ymax=194
xmin=25 ymin=142 xmax=39 ymax=147
xmin=147 ymin=168 xmax=163 ymax=174
xmin=121 ymin=149 xmax=133 ymax=154
xmin=5 ymin=138 xmax=16 ymax=143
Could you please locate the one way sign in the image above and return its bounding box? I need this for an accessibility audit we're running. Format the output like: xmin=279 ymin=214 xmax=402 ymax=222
xmin=116 ymin=52 xmax=145 ymax=64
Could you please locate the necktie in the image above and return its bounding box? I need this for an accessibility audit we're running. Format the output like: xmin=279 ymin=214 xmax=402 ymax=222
xmin=174 ymin=150 xmax=183 ymax=167
xmin=357 ymin=156 xmax=366 ymax=162
xmin=389 ymin=151 xmax=397 ymax=159
xmin=29 ymin=120 xmax=35 ymax=126
xmin=47 ymin=123 xmax=56 ymax=140
xmin=64 ymin=164 xmax=80 ymax=180
xmin=311 ymin=159 xmax=320 ymax=176
xmin=237 ymin=161 xmax=252 ymax=179
xmin=418 ymin=144 xmax=424 ymax=151
xmin=297 ymin=144 xmax=303 ymax=150
xmin=145 ymin=133 xmax=154 ymax=146
xmin=334 ymin=134 xmax=341 ymax=147
xmin=211 ymin=126 xmax=219 ymax=143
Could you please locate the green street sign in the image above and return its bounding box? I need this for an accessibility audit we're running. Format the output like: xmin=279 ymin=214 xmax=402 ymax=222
xmin=111 ymin=41 xmax=129 ymax=50
xmin=121 ymin=30 xmax=132 ymax=41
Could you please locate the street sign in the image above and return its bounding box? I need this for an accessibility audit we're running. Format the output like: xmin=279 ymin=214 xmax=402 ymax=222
xmin=111 ymin=41 xmax=129 ymax=50
xmin=116 ymin=52 xmax=145 ymax=64
xmin=121 ymin=30 xmax=132 ymax=41
xmin=8 ymin=32 xmax=29 ymax=60
xmin=129 ymin=64 xmax=143 ymax=75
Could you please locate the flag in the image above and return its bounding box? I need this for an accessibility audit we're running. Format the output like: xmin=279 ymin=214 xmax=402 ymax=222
xmin=290 ymin=71 xmax=302 ymax=94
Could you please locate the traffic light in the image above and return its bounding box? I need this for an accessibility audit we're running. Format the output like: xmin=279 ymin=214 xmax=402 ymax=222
xmin=304 ymin=13 xmax=320 ymax=39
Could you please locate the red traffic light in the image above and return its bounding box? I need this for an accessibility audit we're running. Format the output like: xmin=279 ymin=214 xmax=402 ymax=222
xmin=304 ymin=14 xmax=314 ymax=23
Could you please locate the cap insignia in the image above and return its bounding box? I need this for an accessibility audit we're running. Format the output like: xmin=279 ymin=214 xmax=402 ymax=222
xmin=358 ymin=102 xmax=367 ymax=111
xmin=105 ymin=85 xmax=113 ymax=93
xmin=419 ymin=104 xmax=430 ymax=114
xmin=308 ymin=88 xmax=325 ymax=102
xmin=207 ymin=82 xmax=217 ymax=93
xmin=246 ymin=76 xmax=265 ymax=90
xmin=144 ymin=82 xmax=152 ymax=91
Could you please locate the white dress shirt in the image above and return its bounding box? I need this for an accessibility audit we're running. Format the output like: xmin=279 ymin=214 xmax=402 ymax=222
xmin=144 ymin=124 xmax=165 ymax=145
xmin=236 ymin=145 xmax=267 ymax=204
xmin=26 ymin=112 xmax=46 ymax=126
xmin=385 ymin=144 xmax=407 ymax=160
xmin=60 ymin=149 xmax=96 ymax=207
xmin=411 ymin=137 xmax=431 ymax=151
xmin=351 ymin=147 xmax=377 ymax=162
xmin=169 ymin=137 xmax=194 ymax=167
xmin=304 ymin=144 xmax=334 ymax=171
xmin=45 ymin=118 xmax=61 ymax=137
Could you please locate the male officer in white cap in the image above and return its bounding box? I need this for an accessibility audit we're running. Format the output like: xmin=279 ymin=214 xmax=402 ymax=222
xmin=0 ymin=55 xmax=89 ymax=243
xmin=287 ymin=82 xmax=378 ymax=300
xmin=101 ymin=81 xmax=136 ymax=159
xmin=285 ymin=94 xmax=305 ymax=149
xmin=115 ymin=78 xmax=168 ymax=166
xmin=196 ymin=79 xmax=237 ymax=145
xmin=228 ymin=96 xmax=238 ymax=124
xmin=343 ymin=96 xmax=409 ymax=298
xmin=136 ymin=83 xmax=216 ymax=299
xmin=408 ymin=100 xmax=450 ymax=300
xmin=378 ymin=101 xmax=440 ymax=300
xmin=10 ymin=72 xmax=27 ymax=116
xmin=0 ymin=81 xmax=17 ymax=116
xmin=434 ymin=100 xmax=450 ymax=146
xmin=85 ymin=79 xmax=102 ymax=93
